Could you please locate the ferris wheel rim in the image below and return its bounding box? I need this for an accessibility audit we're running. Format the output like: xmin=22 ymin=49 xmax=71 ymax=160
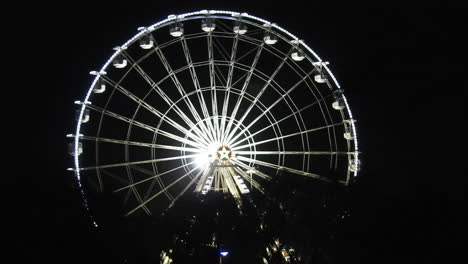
xmin=72 ymin=10 xmax=360 ymax=221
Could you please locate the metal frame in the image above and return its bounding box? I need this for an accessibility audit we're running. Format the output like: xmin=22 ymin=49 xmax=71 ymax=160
xmin=71 ymin=10 xmax=360 ymax=222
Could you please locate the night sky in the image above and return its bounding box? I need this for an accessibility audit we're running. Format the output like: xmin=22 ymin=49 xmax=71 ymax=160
xmin=9 ymin=1 xmax=463 ymax=264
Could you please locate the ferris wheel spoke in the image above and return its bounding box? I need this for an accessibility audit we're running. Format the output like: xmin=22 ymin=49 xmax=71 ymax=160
xmin=73 ymin=11 xmax=360 ymax=218
xmin=99 ymin=76 xmax=210 ymax=146
xmin=207 ymin=33 xmax=221 ymax=142
xmin=168 ymin=168 xmax=204 ymax=208
xmin=77 ymin=154 xmax=198 ymax=171
xmin=86 ymin=104 xmax=206 ymax=149
xmin=212 ymin=35 xmax=231 ymax=62
xmin=236 ymin=155 xmax=328 ymax=181
xmin=119 ymin=52 xmax=212 ymax=145
xmin=227 ymin=69 xmax=316 ymax=146
xmin=232 ymin=166 xmax=265 ymax=194
xmin=212 ymin=19 xmax=235 ymax=38
xmin=133 ymin=165 xmax=175 ymax=204
xmin=78 ymin=135 xmax=201 ymax=153
xmin=142 ymin=171 xmax=174 ymax=204
xmin=230 ymin=70 xmax=251 ymax=88
xmin=232 ymin=121 xmax=345 ymax=151
xmin=211 ymin=88 xmax=220 ymax=142
xmin=221 ymin=168 xmax=241 ymax=199
xmin=180 ymin=37 xmax=217 ymax=141
xmin=234 ymin=43 xmax=261 ymax=64
xmin=223 ymin=43 xmax=265 ymax=144
xmin=225 ymin=35 xmax=239 ymax=90
xmin=229 ymin=95 xmax=330 ymax=149
xmin=244 ymin=28 xmax=265 ymax=36
xmin=236 ymin=150 xmax=354 ymax=155
xmin=100 ymin=168 xmax=130 ymax=185
xmin=113 ymin=160 xmax=197 ymax=193
xmin=224 ymin=48 xmax=292 ymax=144
xmin=102 ymin=169 xmax=151 ymax=214
xmin=149 ymin=42 xmax=215 ymax=143
xmin=110 ymin=56 xmax=171 ymax=109
xmin=214 ymin=63 xmax=228 ymax=87
xmin=167 ymin=102 xmax=213 ymax=144
xmin=228 ymin=70 xmax=251 ymax=89
xmin=125 ymin=166 xmax=202 ymax=216
xmin=233 ymin=159 xmax=272 ymax=180
xmin=120 ymin=54 xmax=213 ymax=145
xmin=220 ymin=35 xmax=239 ymax=143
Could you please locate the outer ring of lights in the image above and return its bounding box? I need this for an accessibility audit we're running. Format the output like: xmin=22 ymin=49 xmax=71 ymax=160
xmin=73 ymin=10 xmax=360 ymax=226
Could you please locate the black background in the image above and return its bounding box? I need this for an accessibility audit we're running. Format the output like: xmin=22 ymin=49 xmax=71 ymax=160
xmin=9 ymin=1 xmax=463 ymax=263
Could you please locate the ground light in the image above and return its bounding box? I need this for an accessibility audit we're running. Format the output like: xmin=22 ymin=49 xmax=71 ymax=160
xmin=219 ymin=250 xmax=229 ymax=264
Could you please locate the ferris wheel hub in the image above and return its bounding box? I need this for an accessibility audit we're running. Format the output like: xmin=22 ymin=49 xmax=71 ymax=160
xmin=216 ymin=145 xmax=233 ymax=162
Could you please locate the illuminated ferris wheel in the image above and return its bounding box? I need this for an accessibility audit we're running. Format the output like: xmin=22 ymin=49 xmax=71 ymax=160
xmin=68 ymin=10 xmax=360 ymax=220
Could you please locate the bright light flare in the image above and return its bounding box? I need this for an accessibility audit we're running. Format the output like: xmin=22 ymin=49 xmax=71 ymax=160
xmin=194 ymin=142 xmax=219 ymax=167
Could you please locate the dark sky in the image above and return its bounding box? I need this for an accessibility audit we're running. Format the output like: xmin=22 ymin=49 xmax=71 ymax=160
xmin=9 ymin=1 xmax=463 ymax=264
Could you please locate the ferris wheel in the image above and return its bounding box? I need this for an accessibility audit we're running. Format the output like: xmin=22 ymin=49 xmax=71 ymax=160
xmin=68 ymin=10 xmax=360 ymax=220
